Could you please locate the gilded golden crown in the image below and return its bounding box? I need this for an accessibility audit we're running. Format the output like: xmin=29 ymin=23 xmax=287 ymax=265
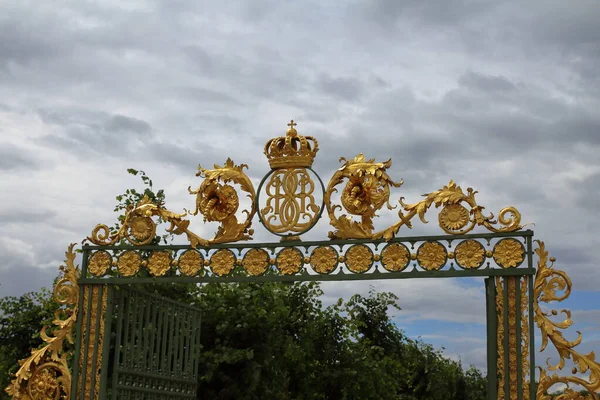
xmin=264 ymin=120 xmax=319 ymax=169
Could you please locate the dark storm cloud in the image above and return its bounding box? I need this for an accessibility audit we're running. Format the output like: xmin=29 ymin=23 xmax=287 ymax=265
xmin=0 ymin=17 xmax=62 ymax=66
xmin=0 ymin=209 xmax=56 ymax=224
xmin=316 ymin=74 xmax=364 ymax=102
xmin=145 ymin=141 xmax=215 ymax=171
xmin=358 ymin=0 xmax=492 ymax=28
xmin=37 ymin=108 xmax=152 ymax=156
xmin=177 ymin=87 xmax=244 ymax=105
xmin=0 ymin=265 xmax=59 ymax=298
xmin=0 ymin=143 xmax=39 ymax=171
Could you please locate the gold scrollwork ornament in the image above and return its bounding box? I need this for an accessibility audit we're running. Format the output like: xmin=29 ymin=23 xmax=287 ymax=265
xmin=5 ymin=244 xmax=79 ymax=399
xmin=534 ymin=241 xmax=600 ymax=399
xmin=87 ymin=159 xmax=256 ymax=248
xmin=326 ymin=154 xmax=403 ymax=240
xmin=325 ymin=155 xmax=523 ymax=241
xmin=402 ymin=180 xmax=522 ymax=235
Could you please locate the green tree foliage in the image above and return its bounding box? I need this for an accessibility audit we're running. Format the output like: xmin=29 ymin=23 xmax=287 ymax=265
xmin=192 ymin=282 xmax=488 ymax=400
xmin=0 ymin=288 xmax=59 ymax=398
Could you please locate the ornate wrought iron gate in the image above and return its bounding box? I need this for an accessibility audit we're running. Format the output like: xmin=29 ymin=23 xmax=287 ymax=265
xmin=6 ymin=120 xmax=600 ymax=399
xmin=109 ymin=287 xmax=201 ymax=399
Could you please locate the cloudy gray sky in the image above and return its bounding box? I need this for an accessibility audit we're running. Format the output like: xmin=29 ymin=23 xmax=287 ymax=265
xmin=1 ymin=0 xmax=599 ymax=378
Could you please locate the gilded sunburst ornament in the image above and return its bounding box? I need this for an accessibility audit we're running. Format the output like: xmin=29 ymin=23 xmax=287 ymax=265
xmin=417 ymin=241 xmax=447 ymax=271
xmin=147 ymin=252 xmax=172 ymax=276
xmin=455 ymin=240 xmax=485 ymax=269
xmin=243 ymin=249 xmax=269 ymax=276
xmin=310 ymin=246 xmax=338 ymax=274
xmin=381 ymin=243 xmax=410 ymax=272
xmin=178 ymin=250 xmax=203 ymax=276
xmin=117 ymin=251 xmax=141 ymax=277
xmin=438 ymin=204 xmax=470 ymax=232
xmin=88 ymin=251 xmax=112 ymax=276
xmin=345 ymin=244 xmax=373 ymax=273
xmin=29 ymin=368 xmax=59 ymax=399
xmin=277 ymin=248 xmax=303 ymax=275
xmin=126 ymin=215 xmax=155 ymax=244
xmin=210 ymin=249 xmax=236 ymax=276
xmin=493 ymin=239 xmax=525 ymax=268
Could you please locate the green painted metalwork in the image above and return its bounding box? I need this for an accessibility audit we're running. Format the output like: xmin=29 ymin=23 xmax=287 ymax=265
xmin=81 ymin=231 xmax=535 ymax=285
xmin=70 ymin=229 xmax=538 ymax=399
xmin=108 ymin=287 xmax=202 ymax=399
xmin=485 ymin=278 xmax=497 ymax=400
xmin=70 ymin=284 xmax=109 ymax=400
xmin=527 ymin=234 xmax=537 ymax=399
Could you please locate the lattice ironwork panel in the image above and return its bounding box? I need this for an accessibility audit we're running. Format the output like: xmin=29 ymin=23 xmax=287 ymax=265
xmin=110 ymin=288 xmax=201 ymax=399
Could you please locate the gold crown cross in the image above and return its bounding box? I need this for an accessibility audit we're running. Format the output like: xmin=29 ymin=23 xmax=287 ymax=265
xmin=286 ymin=120 xmax=297 ymax=136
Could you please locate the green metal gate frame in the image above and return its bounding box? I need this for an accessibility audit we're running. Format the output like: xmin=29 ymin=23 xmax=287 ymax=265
xmin=6 ymin=120 xmax=600 ymax=399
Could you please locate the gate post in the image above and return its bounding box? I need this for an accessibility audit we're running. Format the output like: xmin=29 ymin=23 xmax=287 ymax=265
xmin=490 ymin=275 xmax=534 ymax=400
xmin=70 ymin=283 xmax=113 ymax=400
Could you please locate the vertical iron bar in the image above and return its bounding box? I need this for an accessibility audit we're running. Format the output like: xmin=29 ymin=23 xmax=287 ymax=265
xmin=178 ymin=307 xmax=186 ymax=375
xmin=503 ymin=277 xmax=510 ymax=399
xmin=70 ymin=248 xmax=89 ymax=400
xmin=528 ymin=273 xmax=536 ymax=398
xmin=143 ymin=291 xmax=152 ymax=372
xmin=99 ymin=286 xmax=114 ymax=399
xmin=122 ymin=289 xmax=131 ymax=371
xmin=516 ymin=277 xmax=522 ymax=399
xmin=485 ymin=278 xmax=498 ymax=400
xmin=526 ymin=234 xmax=536 ymax=399
xmin=89 ymin=285 xmax=105 ymax=399
xmin=196 ymin=310 xmax=202 ymax=379
xmin=112 ymin=288 xmax=125 ymax=400
xmin=154 ymin=299 xmax=164 ymax=374
xmin=160 ymin=299 xmax=170 ymax=374
xmin=171 ymin=305 xmax=181 ymax=374
xmin=133 ymin=290 xmax=143 ymax=370
xmin=149 ymin=296 xmax=159 ymax=374
xmin=79 ymin=285 xmax=94 ymax=400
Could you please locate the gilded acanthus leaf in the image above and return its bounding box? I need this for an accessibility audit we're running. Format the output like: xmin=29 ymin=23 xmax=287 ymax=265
xmin=326 ymin=155 xmax=523 ymax=241
xmin=88 ymin=159 xmax=256 ymax=249
xmin=534 ymin=241 xmax=600 ymax=398
xmin=5 ymin=244 xmax=79 ymax=399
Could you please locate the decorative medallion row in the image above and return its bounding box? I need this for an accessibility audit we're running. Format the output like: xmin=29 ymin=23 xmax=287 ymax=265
xmin=86 ymin=237 xmax=527 ymax=278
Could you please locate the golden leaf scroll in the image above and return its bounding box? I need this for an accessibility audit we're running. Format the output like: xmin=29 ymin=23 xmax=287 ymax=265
xmin=87 ymin=159 xmax=256 ymax=248
xmin=325 ymin=154 xmax=522 ymax=240
xmin=534 ymin=241 xmax=600 ymax=399
xmin=5 ymin=244 xmax=79 ymax=399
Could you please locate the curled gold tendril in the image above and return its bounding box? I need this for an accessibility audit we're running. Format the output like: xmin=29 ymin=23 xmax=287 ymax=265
xmin=325 ymin=154 xmax=402 ymax=240
xmin=325 ymin=155 xmax=523 ymax=240
xmin=534 ymin=241 xmax=600 ymax=399
xmin=5 ymin=244 xmax=79 ymax=399
xmin=86 ymin=158 xmax=256 ymax=249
